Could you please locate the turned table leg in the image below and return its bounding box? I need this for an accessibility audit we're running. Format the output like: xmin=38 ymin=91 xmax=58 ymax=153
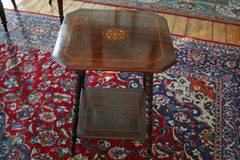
xmin=11 ymin=0 xmax=17 ymax=10
xmin=70 ymin=70 xmax=85 ymax=157
xmin=0 ymin=0 xmax=7 ymax=32
xmin=57 ymin=0 xmax=64 ymax=24
xmin=145 ymin=72 xmax=153 ymax=159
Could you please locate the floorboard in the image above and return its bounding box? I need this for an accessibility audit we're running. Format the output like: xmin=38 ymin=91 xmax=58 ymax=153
xmin=226 ymin=25 xmax=240 ymax=45
xmin=164 ymin=14 xmax=176 ymax=33
xmin=186 ymin=19 xmax=200 ymax=38
xmin=172 ymin=16 xmax=188 ymax=36
xmin=199 ymin=20 xmax=213 ymax=41
xmin=213 ymin=22 xmax=227 ymax=43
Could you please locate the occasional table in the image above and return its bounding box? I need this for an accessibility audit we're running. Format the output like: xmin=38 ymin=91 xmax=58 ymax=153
xmin=52 ymin=9 xmax=176 ymax=159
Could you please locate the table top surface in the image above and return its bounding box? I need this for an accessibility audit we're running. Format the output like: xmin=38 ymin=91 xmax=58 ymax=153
xmin=52 ymin=9 xmax=176 ymax=72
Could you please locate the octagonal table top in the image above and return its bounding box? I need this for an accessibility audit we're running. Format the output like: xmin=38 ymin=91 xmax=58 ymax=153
xmin=52 ymin=9 xmax=176 ymax=73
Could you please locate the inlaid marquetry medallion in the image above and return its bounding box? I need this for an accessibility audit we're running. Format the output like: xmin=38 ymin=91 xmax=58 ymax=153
xmin=103 ymin=28 xmax=128 ymax=40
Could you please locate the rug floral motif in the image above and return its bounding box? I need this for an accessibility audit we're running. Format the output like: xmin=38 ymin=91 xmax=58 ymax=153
xmin=0 ymin=10 xmax=239 ymax=160
xmin=76 ymin=0 xmax=240 ymax=25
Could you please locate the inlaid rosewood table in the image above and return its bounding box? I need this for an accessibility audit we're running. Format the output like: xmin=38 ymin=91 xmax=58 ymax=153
xmin=52 ymin=9 xmax=176 ymax=159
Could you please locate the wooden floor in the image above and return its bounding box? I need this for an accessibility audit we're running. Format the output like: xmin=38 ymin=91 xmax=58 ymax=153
xmin=2 ymin=0 xmax=240 ymax=46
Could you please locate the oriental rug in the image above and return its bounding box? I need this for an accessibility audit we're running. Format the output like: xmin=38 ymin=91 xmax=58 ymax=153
xmin=0 ymin=10 xmax=239 ymax=160
xmin=76 ymin=0 xmax=240 ymax=25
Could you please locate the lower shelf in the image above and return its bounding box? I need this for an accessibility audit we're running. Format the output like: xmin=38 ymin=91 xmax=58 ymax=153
xmin=77 ymin=87 xmax=146 ymax=140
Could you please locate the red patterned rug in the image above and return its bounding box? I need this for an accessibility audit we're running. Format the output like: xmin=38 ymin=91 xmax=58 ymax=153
xmin=0 ymin=10 xmax=239 ymax=160
xmin=76 ymin=0 xmax=240 ymax=25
